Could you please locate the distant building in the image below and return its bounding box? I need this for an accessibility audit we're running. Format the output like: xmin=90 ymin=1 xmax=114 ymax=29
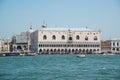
xmin=0 ymin=39 xmax=9 ymax=52
xmin=101 ymin=40 xmax=111 ymax=53
xmin=31 ymin=25 xmax=101 ymax=54
xmin=111 ymin=38 xmax=120 ymax=53
xmin=3 ymin=42 xmax=10 ymax=52
xmin=10 ymin=36 xmax=16 ymax=52
xmin=0 ymin=39 xmax=4 ymax=52
xmin=10 ymin=28 xmax=34 ymax=52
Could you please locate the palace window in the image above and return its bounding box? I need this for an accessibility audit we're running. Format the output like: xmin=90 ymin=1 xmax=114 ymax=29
xmin=113 ymin=48 xmax=115 ymax=51
xmin=69 ymin=37 xmax=72 ymax=40
xmin=43 ymin=35 xmax=47 ymax=40
xmin=85 ymin=36 xmax=88 ymax=41
xmin=94 ymin=36 xmax=97 ymax=40
xmin=39 ymin=44 xmax=41 ymax=47
xmin=76 ymin=35 xmax=80 ymax=40
xmin=97 ymin=49 xmax=99 ymax=51
xmin=117 ymin=42 xmax=119 ymax=46
xmin=52 ymin=35 xmax=56 ymax=40
xmin=117 ymin=48 xmax=119 ymax=51
xmin=113 ymin=43 xmax=115 ymax=46
xmin=61 ymin=35 xmax=65 ymax=40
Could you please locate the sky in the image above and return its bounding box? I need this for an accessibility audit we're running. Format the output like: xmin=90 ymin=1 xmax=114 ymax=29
xmin=0 ymin=0 xmax=120 ymax=40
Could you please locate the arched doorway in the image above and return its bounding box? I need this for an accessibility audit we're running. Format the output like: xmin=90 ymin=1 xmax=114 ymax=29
xmin=93 ymin=49 xmax=96 ymax=53
xmin=86 ymin=49 xmax=89 ymax=54
xmin=50 ymin=49 xmax=53 ymax=54
xmin=58 ymin=49 xmax=60 ymax=53
xmin=65 ymin=49 xmax=67 ymax=54
xmin=82 ymin=49 xmax=85 ymax=53
xmin=47 ymin=49 xmax=49 ymax=54
xmin=68 ymin=49 xmax=71 ymax=53
xmin=75 ymin=49 xmax=78 ymax=54
xmin=43 ymin=49 xmax=46 ymax=54
xmin=54 ymin=49 xmax=57 ymax=53
xmin=72 ymin=49 xmax=74 ymax=53
xmin=90 ymin=49 xmax=92 ymax=53
xmin=39 ymin=49 xmax=42 ymax=53
xmin=61 ymin=49 xmax=64 ymax=54
xmin=79 ymin=49 xmax=81 ymax=54
xmin=17 ymin=46 xmax=22 ymax=50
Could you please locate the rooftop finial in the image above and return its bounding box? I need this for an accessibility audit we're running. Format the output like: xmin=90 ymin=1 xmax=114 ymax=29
xmin=30 ymin=22 xmax=32 ymax=30
xmin=42 ymin=20 xmax=47 ymax=28
xmin=29 ymin=22 xmax=34 ymax=33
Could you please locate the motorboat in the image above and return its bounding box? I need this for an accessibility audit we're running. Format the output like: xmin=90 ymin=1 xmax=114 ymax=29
xmin=76 ymin=54 xmax=86 ymax=58
xmin=102 ymin=51 xmax=115 ymax=55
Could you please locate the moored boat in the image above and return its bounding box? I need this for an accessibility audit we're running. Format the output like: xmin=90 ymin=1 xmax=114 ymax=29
xmin=0 ymin=52 xmax=21 ymax=56
xmin=23 ymin=51 xmax=36 ymax=56
xmin=103 ymin=53 xmax=115 ymax=55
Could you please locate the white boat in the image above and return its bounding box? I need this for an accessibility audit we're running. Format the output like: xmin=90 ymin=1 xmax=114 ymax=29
xmin=21 ymin=50 xmax=36 ymax=56
xmin=19 ymin=53 xmax=25 ymax=56
xmin=107 ymin=54 xmax=115 ymax=55
xmin=76 ymin=54 xmax=86 ymax=58
xmin=103 ymin=53 xmax=106 ymax=55
xmin=103 ymin=53 xmax=115 ymax=55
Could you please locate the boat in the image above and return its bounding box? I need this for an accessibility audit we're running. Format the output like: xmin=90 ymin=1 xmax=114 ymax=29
xmin=76 ymin=54 xmax=86 ymax=58
xmin=0 ymin=52 xmax=21 ymax=56
xmin=19 ymin=53 xmax=25 ymax=56
xmin=102 ymin=51 xmax=115 ymax=55
xmin=103 ymin=53 xmax=106 ymax=55
xmin=108 ymin=54 xmax=115 ymax=55
xmin=20 ymin=51 xmax=36 ymax=56
xmin=103 ymin=53 xmax=115 ymax=55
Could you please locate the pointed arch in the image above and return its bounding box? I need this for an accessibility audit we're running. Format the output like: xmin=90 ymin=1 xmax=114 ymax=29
xmin=52 ymin=35 xmax=56 ymax=40
xmin=61 ymin=35 xmax=65 ymax=40
xmin=43 ymin=35 xmax=47 ymax=40
xmin=76 ymin=35 xmax=80 ymax=40
xmin=85 ymin=36 xmax=88 ymax=41
xmin=39 ymin=49 xmax=42 ymax=52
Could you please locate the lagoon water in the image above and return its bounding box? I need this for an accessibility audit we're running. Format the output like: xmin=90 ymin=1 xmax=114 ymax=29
xmin=0 ymin=54 xmax=120 ymax=80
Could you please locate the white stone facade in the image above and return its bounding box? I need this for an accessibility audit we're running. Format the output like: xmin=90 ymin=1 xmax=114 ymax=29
xmin=11 ymin=29 xmax=33 ymax=52
xmin=0 ymin=40 xmax=3 ymax=51
xmin=31 ymin=27 xmax=101 ymax=54
xmin=0 ymin=40 xmax=9 ymax=52
xmin=111 ymin=38 xmax=120 ymax=53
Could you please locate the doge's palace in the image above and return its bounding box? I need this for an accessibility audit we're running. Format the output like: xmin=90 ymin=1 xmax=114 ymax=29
xmin=30 ymin=25 xmax=101 ymax=54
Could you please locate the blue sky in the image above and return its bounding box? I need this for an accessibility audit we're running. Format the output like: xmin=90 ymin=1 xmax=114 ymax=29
xmin=0 ymin=0 xmax=120 ymax=40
